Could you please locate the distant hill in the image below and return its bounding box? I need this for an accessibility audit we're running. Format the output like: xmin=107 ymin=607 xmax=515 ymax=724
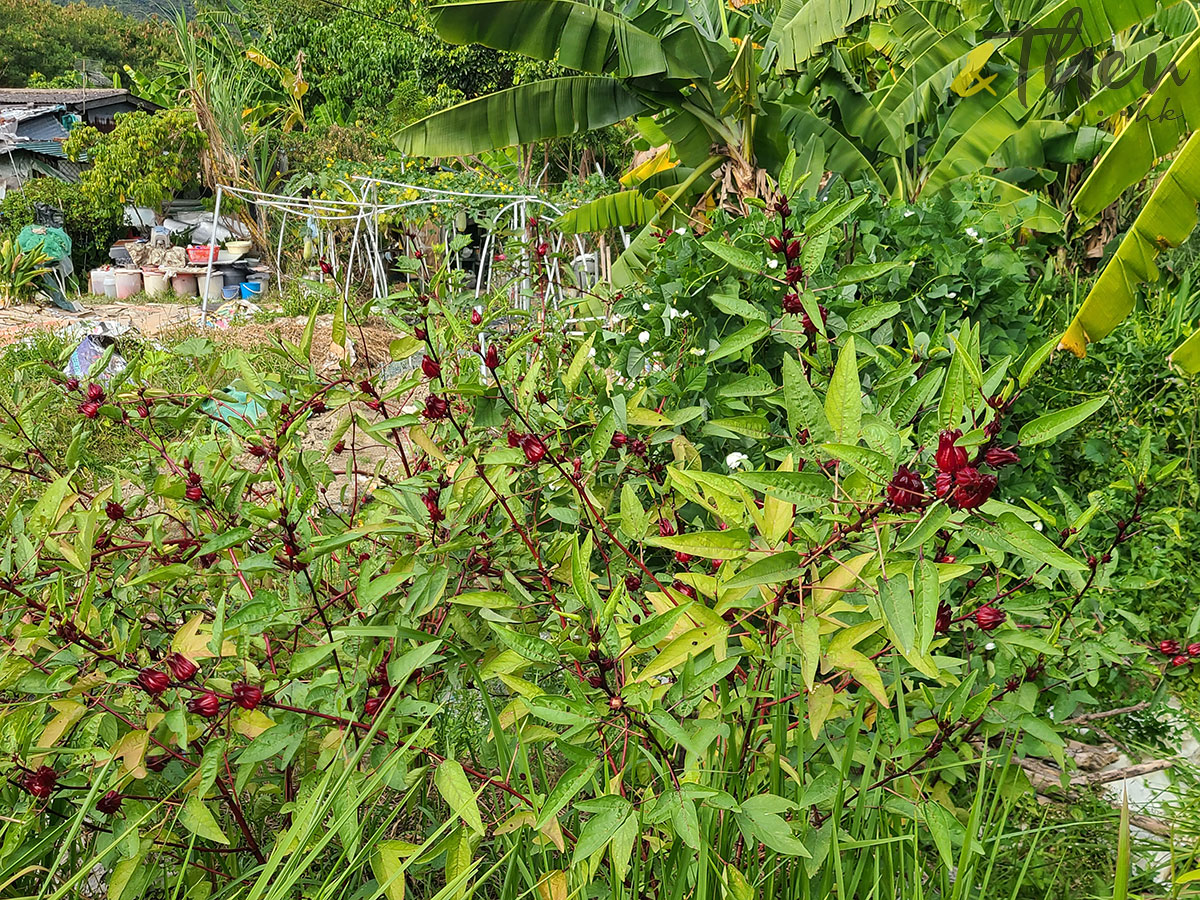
xmin=49 ymin=0 xmax=187 ymax=19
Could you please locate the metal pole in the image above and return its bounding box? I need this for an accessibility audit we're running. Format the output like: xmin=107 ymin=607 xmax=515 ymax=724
xmin=201 ymin=185 xmax=222 ymax=327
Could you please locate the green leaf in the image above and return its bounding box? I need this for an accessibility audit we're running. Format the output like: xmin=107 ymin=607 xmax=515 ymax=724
xmin=371 ymin=841 xmax=411 ymax=900
xmin=782 ymin=354 xmax=833 ymax=441
xmin=290 ymin=640 xmax=342 ymax=675
xmin=736 ymin=794 xmax=810 ymax=857
xmin=557 ymin=191 xmax=656 ymax=233
xmin=702 ymin=240 xmax=761 ymax=273
xmin=620 ymin=483 xmax=650 ymax=538
xmin=819 ymin=443 xmax=891 ymax=482
xmin=994 ymin=512 xmax=1087 ymax=572
xmin=197 ymin=527 xmax=253 ymax=556
xmin=723 ymin=551 xmax=802 ymax=589
xmin=1018 ymin=396 xmax=1108 ymax=446
xmin=395 ymin=76 xmax=644 ymax=156
xmin=705 ymin=415 xmax=771 ymax=438
xmin=638 ymin=624 xmax=729 ymax=681
xmin=732 ymin=471 xmax=833 ymax=510
xmin=180 ymin=795 xmax=230 ymax=844
xmin=825 ymin=336 xmax=861 ymax=443
xmin=591 ymin=409 xmax=618 ymax=460
xmin=436 ymin=760 xmax=485 ymax=834
xmin=837 ymin=260 xmax=912 ymax=284
xmin=536 ymin=760 xmax=598 ymax=829
xmin=645 ymin=529 xmax=751 ymax=559
xmin=564 ymin=332 xmax=596 ymax=392
xmin=631 ymin=603 xmax=694 ymax=646
xmin=490 ymin=624 xmax=559 ymax=665
xmin=708 ymin=321 xmax=771 ymax=363
xmin=451 ymin=591 xmax=516 ymax=608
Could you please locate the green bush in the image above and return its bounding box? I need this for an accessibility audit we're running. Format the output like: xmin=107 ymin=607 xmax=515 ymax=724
xmin=0 ymin=177 xmax=124 ymax=272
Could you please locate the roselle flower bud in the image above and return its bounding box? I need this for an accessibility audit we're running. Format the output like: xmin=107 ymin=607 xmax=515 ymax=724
xmin=935 ymin=430 xmax=968 ymax=474
xmin=629 ymin=439 xmax=647 ymax=458
xmin=188 ymin=691 xmax=221 ymax=718
xmin=1189 ymin=643 xmax=1200 ymax=657
xmin=624 ymin=573 xmax=641 ymax=591
xmin=522 ymin=435 xmax=547 ymax=464
xmin=611 ymin=432 xmax=628 ymax=449
xmin=136 ymin=405 xmax=149 ymax=418
xmin=470 ymin=309 xmax=482 ymax=326
xmin=96 ymin=790 xmax=123 ymax=814
xmin=146 ymin=753 xmax=171 ymax=772
xmin=364 ymin=696 xmax=384 ymax=716
xmin=774 ymin=198 xmax=791 ymax=218
xmin=658 ymin=518 xmax=676 ymax=537
xmin=319 ymin=257 xmax=332 ymax=275
xmin=421 ymin=486 xmax=444 ymax=523
xmin=949 ymin=467 xmax=997 ymax=510
xmin=421 ymin=356 xmax=441 ymax=379
xmin=675 ymin=551 xmax=692 ymax=565
xmin=1160 ymin=639 xmax=1181 ymax=655
xmin=137 ymin=668 xmax=170 ymax=695
xmin=935 ymin=470 xmax=953 ymax=499
xmin=536 ymin=391 xmax=549 ymax=404
xmin=166 ymin=653 xmax=198 ymax=682
xmin=105 ymin=501 xmax=125 ymax=520
xmin=1172 ymin=655 xmax=1191 ymax=667
xmin=785 ymin=265 xmax=803 ymax=285
xmin=536 ymin=242 xmax=549 ymax=257
xmin=414 ymin=326 xmax=427 ymax=341
xmin=935 ymin=602 xmax=952 ymax=634
xmin=886 ymin=465 xmax=927 ymax=511
xmin=984 ymin=447 xmax=1020 ymax=469
xmin=800 ymin=306 xmax=827 ymax=335
xmin=22 ymin=765 xmax=58 ymax=799
xmin=87 ymin=383 xmax=105 ymax=402
xmin=974 ymin=605 xmax=1006 ymax=631
xmin=785 ymin=240 xmax=801 ymax=261
xmin=232 ymin=683 xmax=263 ymax=710
xmin=79 ymin=400 xmax=101 ymax=418
xmin=423 ymin=395 xmax=449 ymax=420
xmin=671 ymin=580 xmax=696 ymax=600
xmin=185 ymin=484 xmax=203 ymax=502
xmin=65 ymin=377 xmax=79 ymax=391
xmin=766 ymin=236 xmax=785 ymax=254
xmin=484 ymin=345 xmax=501 ymax=369
xmin=782 ymin=292 xmax=804 ymax=315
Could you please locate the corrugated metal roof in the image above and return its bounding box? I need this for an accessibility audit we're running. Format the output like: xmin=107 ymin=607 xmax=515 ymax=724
xmin=0 ymin=104 xmax=64 ymax=124
xmin=0 ymin=88 xmax=130 ymax=104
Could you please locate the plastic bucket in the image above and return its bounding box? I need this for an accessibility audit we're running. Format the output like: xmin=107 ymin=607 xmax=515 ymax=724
xmin=89 ymin=269 xmax=108 ymax=295
xmin=142 ymin=269 xmax=169 ymax=297
xmin=171 ymin=273 xmax=198 ymax=297
xmin=241 ymin=281 xmax=263 ymax=300
xmin=103 ymin=275 xmax=117 ymax=299
xmin=199 ymin=272 xmax=224 ymax=301
xmin=222 ymin=285 xmax=240 ymax=300
xmin=113 ymin=269 xmax=142 ymax=299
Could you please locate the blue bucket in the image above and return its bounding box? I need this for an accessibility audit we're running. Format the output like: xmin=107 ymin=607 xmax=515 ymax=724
xmin=222 ymin=285 xmax=240 ymax=300
xmin=241 ymin=282 xmax=263 ymax=300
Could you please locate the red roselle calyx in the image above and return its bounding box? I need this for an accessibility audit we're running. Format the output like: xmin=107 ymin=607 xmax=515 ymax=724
xmin=785 ymin=240 xmax=801 ymax=261
xmin=421 ymin=356 xmax=441 ymax=379
xmin=470 ymin=309 xmax=482 ymax=326
xmin=86 ymin=383 xmax=105 ymax=402
xmin=232 ymin=683 xmax=263 ymax=710
xmin=671 ymin=580 xmax=697 ymax=600
xmin=948 ymin=467 xmax=997 ymax=510
xmin=105 ymin=501 xmax=125 ymax=520
xmin=536 ymin=242 xmax=549 ymax=257
xmin=364 ymin=696 xmax=385 ymax=716
xmin=782 ymin=293 xmax=804 ymax=315
xmin=984 ymin=447 xmax=1020 ymax=468
xmin=521 ymin=435 xmax=547 ymax=464
xmin=1160 ymin=639 xmax=1181 ymax=655
xmin=64 ymin=376 xmax=79 ymax=391
xmin=935 ymin=602 xmax=952 ymax=633
xmin=137 ymin=667 xmax=170 ymax=695
xmin=22 ymin=765 xmax=58 ymax=798
xmin=935 ymin=430 xmax=969 ymax=474
xmin=79 ymin=400 xmax=101 ymax=418
xmin=974 ymin=605 xmax=1006 ymax=631
xmin=1172 ymin=655 xmax=1191 ymax=667
xmin=886 ymin=465 xmax=927 ymax=511
xmin=766 ymin=236 xmax=785 ymax=254
xmin=1189 ymin=643 xmax=1200 ymax=657
xmin=611 ymin=432 xmax=628 ymax=449
xmin=624 ymin=573 xmax=641 ymax=591
xmin=423 ymin=395 xmax=449 ymax=420
xmin=801 ymin=306 xmax=827 ymax=335
xmin=414 ymin=327 xmax=427 ymax=341
xmin=675 ymin=551 xmax=692 ymax=565
xmin=96 ymin=790 xmax=124 ymax=814
xmin=166 ymin=653 xmax=198 ymax=682
xmin=185 ymin=483 xmax=203 ymax=502
xmin=507 ymin=430 xmax=523 ymax=448
xmin=421 ymin=486 xmax=444 ymax=523
xmin=484 ymin=345 xmax=501 ymax=369
xmin=188 ymin=691 xmax=221 ymax=718
xmin=658 ymin=518 xmax=676 ymax=537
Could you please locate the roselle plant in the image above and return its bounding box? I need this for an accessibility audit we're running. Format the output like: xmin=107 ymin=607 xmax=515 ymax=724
xmin=0 ymin=198 xmax=1165 ymax=900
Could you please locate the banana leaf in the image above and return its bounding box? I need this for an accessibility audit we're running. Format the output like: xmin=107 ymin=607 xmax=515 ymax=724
xmin=394 ymin=76 xmax=645 ymax=157
xmin=1062 ymin=130 xmax=1200 ymax=357
xmin=1168 ymin=327 xmax=1200 ymax=374
xmin=772 ymin=0 xmax=880 ymax=73
xmin=556 ymin=191 xmax=656 ymax=233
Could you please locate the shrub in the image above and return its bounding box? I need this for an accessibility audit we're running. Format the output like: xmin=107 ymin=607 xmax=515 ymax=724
xmin=0 ymin=192 xmax=1169 ymax=900
xmin=0 ymin=178 xmax=124 ymax=273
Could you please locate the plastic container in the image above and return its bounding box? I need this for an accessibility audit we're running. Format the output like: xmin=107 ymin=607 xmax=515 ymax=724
xmin=142 ymin=269 xmax=169 ymax=297
xmin=222 ymin=285 xmax=240 ymax=300
xmin=187 ymin=245 xmax=217 ymax=265
xmin=103 ymin=275 xmax=117 ymax=299
xmin=241 ymin=281 xmax=263 ymax=300
xmin=113 ymin=269 xmax=143 ymax=299
xmin=172 ymin=273 xmax=198 ymax=297
xmin=245 ymin=271 xmax=270 ymax=291
xmin=89 ymin=269 xmax=108 ymax=295
xmin=199 ymin=272 xmax=224 ymax=301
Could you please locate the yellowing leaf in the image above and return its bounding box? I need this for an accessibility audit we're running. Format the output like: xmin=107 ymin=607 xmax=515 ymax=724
xmin=34 ymin=700 xmax=86 ymax=759
xmin=637 ymin=624 xmax=729 ymax=682
xmin=172 ymin=613 xmax=234 ymax=660
xmin=409 ymin=424 xmax=447 ymax=461
xmin=180 ymin=795 xmax=230 ymax=844
xmin=109 ymin=730 xmax=149 ymax=779
xmin=233 ymin=709 xmax=277 ymax=739
xmin=536 ymin=870 xmax=568 ymax=900
xmin=808 ymin=683 xmax=834 ymax=738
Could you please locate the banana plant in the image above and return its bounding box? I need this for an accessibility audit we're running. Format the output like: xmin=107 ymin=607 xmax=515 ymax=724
xmin=0 ymin=239 xmax=51 ymax=307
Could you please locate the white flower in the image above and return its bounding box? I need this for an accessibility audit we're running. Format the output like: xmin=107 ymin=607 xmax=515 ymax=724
xmin=668 ymin=307 xmax=679 ymax=318
xmin=985 ymin=642 xmax=996 ymax=651
xmin=680 ymin=309 xmax=691 ymax=318
xmin=1033 ymin=520 xmax=1044 ymax=531
xmin=611 ymin=313 xmax=623 ymax=324
xmin=965 ymin=226 xmax=979 ymax=239
xmin=903 ymin=209 xmax=915 ymax=218
xmin=767 ymin=259 xmax=779 ymax=269
xmin=675 ymin=227 xmax=687 ymax=235
xmin=725 ymin=452 xmax=750 ymax=470
xmin=638 ymin=331 xmax=650 ymax=344
xmin=689 ymin=347 xmax=706 ymax=356
xmin=642 ymin=302 xmax=651 ymax=311
xmin=588 ymin=347 xmax=596 ymax=358
xmin=947 ymin=291 xmax=957 ymax=299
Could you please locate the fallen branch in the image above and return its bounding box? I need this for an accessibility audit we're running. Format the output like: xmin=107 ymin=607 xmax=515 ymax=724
xmin=1065 ymin=702 xmax=1152 ymax=725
